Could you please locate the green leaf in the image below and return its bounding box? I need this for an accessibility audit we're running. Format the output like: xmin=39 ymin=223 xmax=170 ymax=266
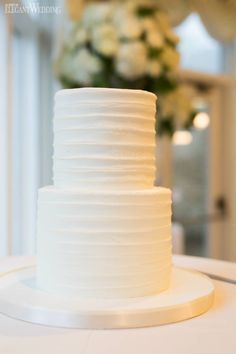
xmin=148 ymin=47 xmax=162 ymax=59
xmin=152 ymin=75 xmax=178 ymax=94
xmin=157 ymin=117 xmax=174 ymax=136
xmin=184 ymin=110 xmax=198 ymax=129
xmin=136 ymin=6 xmax=155 ymax=17
xmin=59 ymin=76 xmax=80 ymax=89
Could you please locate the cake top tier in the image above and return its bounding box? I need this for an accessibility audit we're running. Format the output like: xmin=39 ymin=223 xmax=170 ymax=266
xmin=55 ymin=87 xmax=156 ymax=106
xmin=53 ymin=88 xmax=157 ymax=190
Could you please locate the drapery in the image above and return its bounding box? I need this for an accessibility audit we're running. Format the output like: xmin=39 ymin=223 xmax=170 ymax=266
xmin=157 ymin=0 xmax=236 ymax=41
xmin=67 ymin=0 xmax=236 ymax=41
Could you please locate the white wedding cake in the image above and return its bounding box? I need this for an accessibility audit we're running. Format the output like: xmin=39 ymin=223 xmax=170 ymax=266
xmin=36 ymin=88 xmax=172 ymax=299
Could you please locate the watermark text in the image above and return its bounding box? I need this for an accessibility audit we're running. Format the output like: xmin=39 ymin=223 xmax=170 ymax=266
xmin=5 ymin=2 xmax=62 ymax=15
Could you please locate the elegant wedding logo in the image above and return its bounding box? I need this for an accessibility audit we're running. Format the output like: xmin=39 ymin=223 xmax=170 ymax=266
xmin=5 ymin=2 xmax=62 ymax=15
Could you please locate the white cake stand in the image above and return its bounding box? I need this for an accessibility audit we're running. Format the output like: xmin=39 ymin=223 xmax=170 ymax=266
xmin=0 ymin=263 xmax=214 ymax=329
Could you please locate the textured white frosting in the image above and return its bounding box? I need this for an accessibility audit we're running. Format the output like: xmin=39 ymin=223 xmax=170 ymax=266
xmin=36 ymin=88 xmax=172 ymax=299
xmin=37 ymin=187 xmax=172 ymax=298
xmin=53 ymin=88 xmax=156 ymax=189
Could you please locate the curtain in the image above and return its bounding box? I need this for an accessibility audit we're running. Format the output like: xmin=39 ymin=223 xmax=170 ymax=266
xmin=157 ymin=0 xmax=236 ymax=41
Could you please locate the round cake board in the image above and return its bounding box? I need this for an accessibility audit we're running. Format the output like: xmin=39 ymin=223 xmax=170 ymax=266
xmin=0 ymin=265 xmax=214 ymax=329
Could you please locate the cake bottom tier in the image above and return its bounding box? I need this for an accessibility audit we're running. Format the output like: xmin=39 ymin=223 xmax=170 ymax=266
xmin=36 ymin=186 xmax=172 ymax=299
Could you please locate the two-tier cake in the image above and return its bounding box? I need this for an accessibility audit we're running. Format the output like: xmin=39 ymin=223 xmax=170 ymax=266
xmin=37 ymin=88 xmax=172 ymax=298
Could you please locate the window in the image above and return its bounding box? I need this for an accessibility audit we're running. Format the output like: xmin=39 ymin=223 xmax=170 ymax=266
xmin=176 ymin=13 xmax=223 ymax=74
xmin=0 ymin=3 xmax=56 ymax=256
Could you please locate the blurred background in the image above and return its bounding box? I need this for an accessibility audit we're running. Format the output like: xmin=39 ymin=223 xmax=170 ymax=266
xmin=0 ymin=0 xmax=236 ymax=260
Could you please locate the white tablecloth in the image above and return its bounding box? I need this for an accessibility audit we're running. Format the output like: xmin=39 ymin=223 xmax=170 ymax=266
xmin=0 ymin=255 xmax=236 ymax=354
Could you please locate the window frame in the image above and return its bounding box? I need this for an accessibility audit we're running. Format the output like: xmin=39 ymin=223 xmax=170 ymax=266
xmin=0 ymin=1 xmax=56 ymax=256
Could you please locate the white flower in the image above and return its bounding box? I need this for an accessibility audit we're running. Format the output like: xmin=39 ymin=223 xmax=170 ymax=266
xmin=160 ymin=46 xmax=180 ymax=70
xmin=116 ymin=0 xmax=139 ymax=13
xmin=91 ymin=23 xmax=118 ymax=57
xmin=160 ymin=87 xmax=193 ymax=126
xmin=82 ymin=3 xmax=114 ymax=29
xmin=175 ymin=86 xmax=194 ymax=126
xmin=72 ymin=48 xmax=102 ymax=85
xmin=118 ymin=15 xmax=142 ymax=39
xmin=74 ymin=27 xmax=88 ymax=45
xmin=160 ymin=93 xmax=175 ymax=118
xmin=116 ymin=41 xmax=147 ymax=80
xmin=155 ymin=11 xmax=171 ymax=35
xmin=147 ymin=30 xmax=164 ymax=48
xmin=113 ymin=8 xmax=142 ymax=39
xmin=147 ymin=60 xmax=162 ymax=77
xmin=141 ymin=17 xmax=157 ymax=32
xmin=56 ymin=51 xmax=75 ymax=80
xmin=165 ymin=30 xmax=179 ymax=45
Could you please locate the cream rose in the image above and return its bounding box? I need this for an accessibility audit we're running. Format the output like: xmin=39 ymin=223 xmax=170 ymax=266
xmin=116 ymin=41 xmax=147 ymax=79
xmin=92 ymin=23 xmax=118 ymax=57
xmin=113 ymin=8 xmax=143 ymax=39
xmin=83 ymin=3 xmax=114 ymax=29
xmin=161 ymin=46 xmax=180 ymax=70
xmin=72 ymin=48 xmax=102 ymax=85
xmin=147 ymin=60 xmax=162 ymax=77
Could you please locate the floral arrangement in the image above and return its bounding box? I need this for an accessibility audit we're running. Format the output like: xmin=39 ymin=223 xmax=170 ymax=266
xmin=56 ymin=0 xmax=195 ymax=135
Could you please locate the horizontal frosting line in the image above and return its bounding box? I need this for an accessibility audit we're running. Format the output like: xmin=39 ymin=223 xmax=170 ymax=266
xmin=55 ymin=101 xmax=156 ymax=108
xmin=53 ymin=161 xmax=155 ymax=171
xmin=48 ymin=238 xmax=172 ymax=246
xmin=39 ymin=266 xmax=172 ymax=279
xmin=42 ymin=235 xmax=171 ymax=244
xmin=53 ymin=155 xmax=154 ymax=160
xmin=54 ymin=116 xmax=155 ymax=127
xmin=54 ymin=140 xmax=154 ymax=147
xmin=53 ymin=166 xmax=155 ymax=172
xmin=39 ymin=270 xmax=171 ymax=288
xmin=40 ymin=275 xmax=170 ymax=292
xmin=54 ymin=156 xmax=155 ymax=162
xmin=55 ymin=101 xmax=156 ymax=107
xmin=39 ymin=198 xmax=170 ymax=206
xmin=38 ymin=225 xmax=170 ymax=237
xmin=40 ymin=263 xmax=171 ymax=277
xmin=38 ymin=251 xmax=171 ymax=265
xmin=54 ymin=103 xmax=156 ymax=110
xmin=38 ymin=250 xmax=171 ymax=266
xmin=55 ymin=103 xmax=156 ymax=112
xmin=39 ymin=235 xmax=171 ymax=244
xmin=39 ymin=256 xmax=172 ymax=268
xmin=43 ymin=239 xmax=172 ymax=247
xmin=53 ymin=185 xmax=156 ymax=190
xmin=40 ymin=236 xmax=171 ymax=246
xmin=53 ymin=145 xmax=155 ymax=159
xmin=53 ymin=158 xmax=155 ymax=166
xmin=38 ymin=185 xmax=171 ymax=196
xmin=42 ymin=264 xmax=171 ymax=275
xmin=55 ymin=110 xmax=155 ymax=118
xmin=41 ymin=249 xmax=172 ymax=258
xmin=47 ymin=224 xmax=171 ymax=234
xmin=54 ymin=127 xmax=154 ymax=134
xmin=38 ymin=223 xmax=170 ymax=232
xmin=55 ymin=87 xmax=156 ymax=100
xmin=53 ymin=169 xmax=155 ymax=174
xmin=53 ymin=142 xmax=155 ymax=147
xmin=42 ymin=251 xmax=172 ymax=260
xmin=38 ymin=212 xmax=171 ymax=220
xmin=53 ymin=178 xmax=154 ymax=186
xmin=38 ymin=201 xmax=171 ymax=206
xmin=55 ymin=101 xmax=155 ymax=108
xmin=38 ymin=205 xmax=170 ymax=218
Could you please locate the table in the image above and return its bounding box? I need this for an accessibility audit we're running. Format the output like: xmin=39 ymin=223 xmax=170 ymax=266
xmin=0 ymin=255 xmax=236 ymax=354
